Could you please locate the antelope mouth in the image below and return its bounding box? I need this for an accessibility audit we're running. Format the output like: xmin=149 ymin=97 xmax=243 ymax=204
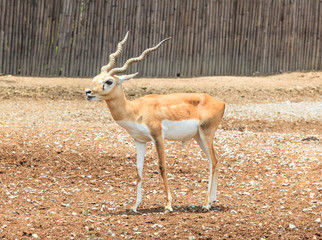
xmin=86 ymin=95 xmax=97 ymax=101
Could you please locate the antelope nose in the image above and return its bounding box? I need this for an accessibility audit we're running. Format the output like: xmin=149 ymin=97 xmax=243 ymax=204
xmin=85 ymin=90 xmax=91 ymax=95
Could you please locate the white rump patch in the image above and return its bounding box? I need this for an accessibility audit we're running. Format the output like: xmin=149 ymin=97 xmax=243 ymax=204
xmin=162 ymin=119 xmax=199 ymax=141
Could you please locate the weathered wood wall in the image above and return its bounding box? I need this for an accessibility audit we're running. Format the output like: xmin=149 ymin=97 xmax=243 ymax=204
xmin=0 ymin=0 xmax=321 ymax=77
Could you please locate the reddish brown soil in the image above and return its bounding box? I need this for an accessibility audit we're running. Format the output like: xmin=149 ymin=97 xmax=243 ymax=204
xmin=0 ymin=73 xmax=321 ymax=239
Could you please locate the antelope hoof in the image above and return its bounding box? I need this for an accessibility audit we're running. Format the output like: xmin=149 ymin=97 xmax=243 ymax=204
xmin=165 ymin=206 xmax=173 ymax=213
xmin=131 ymin=206 xmax=138 ymax=213
xmin=202 ymin=205 xmax=211 ymax=212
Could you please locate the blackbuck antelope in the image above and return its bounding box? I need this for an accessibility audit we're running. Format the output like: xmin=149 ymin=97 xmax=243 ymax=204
xmin=85 ymin=32 xmax=225 ymax=212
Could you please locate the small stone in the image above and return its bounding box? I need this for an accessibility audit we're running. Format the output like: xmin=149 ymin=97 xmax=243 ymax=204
xmin=101 ymin=204 xmax=106 ymax=211
xmin=315 ymin=218 xmax=321 ymax=223
xmin=289 ymin=224 xmax=296 ymax=229
xmin=302 ymin=208 xmax=312 ymax=212
xmin=151 ymin=224 xmax=163 ymax=228
xmin=32 ymin=233 xmax=39 ymax=238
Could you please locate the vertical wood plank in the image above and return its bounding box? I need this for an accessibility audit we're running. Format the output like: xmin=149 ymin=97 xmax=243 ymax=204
xmin=0 ymin=0 xmax=321 ymax=77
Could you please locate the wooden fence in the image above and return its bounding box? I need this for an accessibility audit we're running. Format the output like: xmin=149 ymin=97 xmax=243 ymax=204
xmin=0 ymin=0 xmax=321 ymax=77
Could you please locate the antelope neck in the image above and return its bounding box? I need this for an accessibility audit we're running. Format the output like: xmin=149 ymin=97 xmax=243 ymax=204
xmin=105 ymin=85 xmax=133 ymax=121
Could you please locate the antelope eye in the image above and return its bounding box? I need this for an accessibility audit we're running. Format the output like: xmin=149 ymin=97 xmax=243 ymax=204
xmin=105 ymin=80 xmax=113 ymax=85
xmin=102 ymin=79 xmax=113 ymax=90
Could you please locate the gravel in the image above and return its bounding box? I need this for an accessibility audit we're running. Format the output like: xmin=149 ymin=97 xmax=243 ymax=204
xmin=1 ymin=74 xmax=321 ymax=239
xmin=226 ymin=101 xmax=322 ymax=121
xmin=1 ymin=100 xmax=321 ymax=129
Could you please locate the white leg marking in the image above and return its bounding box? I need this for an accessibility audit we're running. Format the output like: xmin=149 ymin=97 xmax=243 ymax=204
xmin=211 ymin=151 xmax=220 ymax=203
xmin=208 ymin=162 xmax=213 ymax=194
xmin=133 ymin=140 xmax=146 ymax=212
xmin=210 ymin=168 xmax=218 ymax=203
xmin=195 ymin=133 xmax=213 ymax=209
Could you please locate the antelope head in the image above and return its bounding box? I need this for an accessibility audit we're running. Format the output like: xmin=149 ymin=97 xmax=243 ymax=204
xmin=85 ymin=32 xmax=171 ymax=101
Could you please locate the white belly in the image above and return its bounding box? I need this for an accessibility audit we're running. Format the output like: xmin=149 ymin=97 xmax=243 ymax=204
xmin=116 ymin=119 xmax=199 ymax=143
xmin=162 ymin=119 xmax=199 ymax=141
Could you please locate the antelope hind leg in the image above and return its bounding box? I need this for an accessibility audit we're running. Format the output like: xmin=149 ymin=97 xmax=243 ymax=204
xmin=195 ymin=131 xmax=218 ymax=210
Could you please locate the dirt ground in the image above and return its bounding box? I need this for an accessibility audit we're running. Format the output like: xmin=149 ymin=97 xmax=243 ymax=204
xmin=0 ymin=72 xmax=321 ymax=239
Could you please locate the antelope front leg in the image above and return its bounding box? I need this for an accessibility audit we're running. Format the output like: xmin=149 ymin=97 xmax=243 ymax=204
xmin=153 ymin=136 xmax=173 ymax=212
xmin=132 ymin=140 xmax=146 ymax=212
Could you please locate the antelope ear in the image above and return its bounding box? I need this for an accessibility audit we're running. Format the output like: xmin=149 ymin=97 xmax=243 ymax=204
xmin=116 ymin=72 xmax=139 ymax=85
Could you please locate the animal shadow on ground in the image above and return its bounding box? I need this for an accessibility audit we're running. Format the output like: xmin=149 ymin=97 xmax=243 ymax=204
xmin=107 ymin=204 xmax=229 ymax=216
